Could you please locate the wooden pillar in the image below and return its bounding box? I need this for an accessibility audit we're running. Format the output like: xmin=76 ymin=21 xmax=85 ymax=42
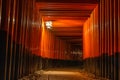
xmin=118 ymin=0 xmax=120 ymax=79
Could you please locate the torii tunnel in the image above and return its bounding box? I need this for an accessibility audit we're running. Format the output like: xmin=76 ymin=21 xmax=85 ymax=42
xmin=0 ymin=0 xmax=120 ymax=80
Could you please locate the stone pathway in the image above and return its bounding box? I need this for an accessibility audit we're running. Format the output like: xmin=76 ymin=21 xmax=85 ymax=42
xmin=19 ymin=68 xmax=109 ymax=80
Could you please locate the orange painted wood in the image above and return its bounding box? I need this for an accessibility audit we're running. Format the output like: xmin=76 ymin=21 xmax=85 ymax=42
xmin=109 ymin=0 xmax=114 ymax=56
xmin=93 ymin=6 xmax=99 ymax=57
xmin=113 ymin=0 xmax=118 ymax=53
xmin=101 ymin=0 xmax=105 ymax=55
xmin=83 ymin=6 xmax=99 ymax=59
xmin=118 ymin=0 xmax=120 ymax=52
xmin=36 ymin=0 xmax=99 ymax=3
xmin=104 ymin=0 xmax=108 ymax=54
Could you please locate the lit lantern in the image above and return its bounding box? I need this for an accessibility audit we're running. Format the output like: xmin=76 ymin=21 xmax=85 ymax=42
xmin=45 ymin=21 xmax=52 ymax=29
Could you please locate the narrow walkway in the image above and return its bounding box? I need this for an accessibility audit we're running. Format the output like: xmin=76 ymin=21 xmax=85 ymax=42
xmin=19 ymin=68 xmax=109 ymax=80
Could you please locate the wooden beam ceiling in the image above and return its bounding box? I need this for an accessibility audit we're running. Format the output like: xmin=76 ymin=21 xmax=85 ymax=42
xmin=35 ymin=1 xmax=98 ymax=50
xmin=36 ymin=0 xmax=99 ymax=3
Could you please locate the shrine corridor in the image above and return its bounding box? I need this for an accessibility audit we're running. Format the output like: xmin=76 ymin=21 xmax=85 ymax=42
xmin=0 ymin=0 xmax=120 ymax=80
